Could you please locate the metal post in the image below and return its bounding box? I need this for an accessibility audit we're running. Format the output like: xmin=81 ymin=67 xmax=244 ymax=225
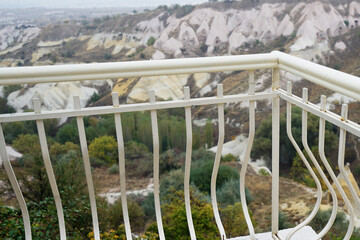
xmin=271 ymin=68 xmax=280 ymax=238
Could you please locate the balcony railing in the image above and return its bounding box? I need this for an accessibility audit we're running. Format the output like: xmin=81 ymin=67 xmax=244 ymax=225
xmin=1 ymin=51 xmax=360 ymax=240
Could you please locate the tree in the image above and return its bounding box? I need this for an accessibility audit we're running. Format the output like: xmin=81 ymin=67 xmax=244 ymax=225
xmin=147 ymin=189 xmax=220 ymax=239
xmin=147 ymin=36 xmax=156 ymax=46
xmin=220 ymin=202 xmax=254 ymax=237
xmin=89 ymin=135 xmax=118 ymax=164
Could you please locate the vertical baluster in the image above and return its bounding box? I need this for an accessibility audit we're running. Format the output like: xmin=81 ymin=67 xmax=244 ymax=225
xmin=318 ymin=95 xmax=354 ymax=240
xmin=112 ymin=93 xmax=132 ymax=240
xmin=73 ymin=96 xmax=100 ymax=240
xmin=183 ymin=87 xmax=196 ymax=239
xmin=338 ymin=104 xmax=360 ymax=210
xmin=285 ymin=87 xmax=322 ymax=240
xmin=211 ymin=84 xmax=227 ymax=240
xmin=0 ymin=124 xmax=32 ymax=240
xmin=271 ymin=68 xmax=280 ymax=238
xmin=240 ymin=70 xmax=256 ymax=239
xmin=149 ymin=90 xmax=165 ymax=240
xmin=301 ymin=90 xmax=338 ymax=239
xmin=33 ymin=98 xmax=66 ymax=240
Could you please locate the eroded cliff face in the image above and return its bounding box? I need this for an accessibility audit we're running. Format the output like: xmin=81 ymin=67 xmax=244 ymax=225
xmin=1 ymin=1 xmax=360 ymax=113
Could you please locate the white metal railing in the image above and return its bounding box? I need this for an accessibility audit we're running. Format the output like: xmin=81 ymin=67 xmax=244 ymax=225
xmin=1 ymin=51 xmax=360 ymax=240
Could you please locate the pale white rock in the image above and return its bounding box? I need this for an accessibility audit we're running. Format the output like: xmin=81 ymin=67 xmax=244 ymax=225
xmin=154 ymin=31 xmax=169 ymax=50
xmin=291 ymin=2 xmax=344 ymax=51
xmin=174 ymin=48 xmax=183 ymax=58
xmin=199 ymin=84 xmax=212 ymax=96
xmin=229 ymin=32 xmax=247 ymax=52
xmin=276 ymin=14 xmax=294 ymax=36
xmin=0 ymin=43 xmax=24 ymax=56
xmin=7 ymin=82 xmax=97 ymax=112
xmin=0 ymin=25 xmax=40 ymax=51
xmin=196 ymin=20 xmax=210 ymax=36
xmin=127 ymin=74 xmax=190 ymax=103
xmin=210 ymin=135 xmax=248 ymax=162
xmin=178 ymin=22 xmax=199 ymax=46
xmin=0 ymin=146 xmax=23 ymax=166
xmin=125 ymin=48 xmax=136 ymax=56
xmin=151 ymin=50 xmax=166 ymax=60
xmin=87 ymin=33 xmax=141 ymax=55
xmin=349 ymin=1 xmax=360 ymax=16
xmin=205 ymin=12 xmax=228 ymax=46
xmin=335 ymin=41 xmax=346 ymax=51
xmin=193 ymin=73 xmax=210 ymax=89
xmin=136 ymin=14 xmax=164 ymax=33
xmin=163 ymin=37 xmax=183 ymax=55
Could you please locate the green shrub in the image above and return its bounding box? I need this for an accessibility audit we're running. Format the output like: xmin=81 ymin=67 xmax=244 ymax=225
xmin=147 ymin=189 xmax=219 ymax=239
xmin=108 ymin=164 xmax=119 ymax=174
xmin=190 ymin=160 xmax=239 ymax=194
xmin=258 ymin=168 xmax=270 ymax=176
xmin=107 ymin=198 xmax=145 ymax=232
xmin=216 ymin=179 xmax=253 ymax=206
xmin=89 ymin=135 xmax=118 ymax=164
xmin=222 ymin=153 xmax=237 ymax=162
xmin=220 ymin=202 xmax=254 ymax=237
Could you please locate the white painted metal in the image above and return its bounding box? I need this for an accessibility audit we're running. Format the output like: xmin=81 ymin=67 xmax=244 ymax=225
xmin=112 ymin=93 xmax=132 ymax=240
xmin=272 ymin=51 xmax=360 ymax=101
xmin=337 ymin=104 xmax=360 ymax=211
xmin=0 ymin=124 xmax=32 ymax=240
xmin=0 ymin=54 xmax=277 ymax=84
xmin=318 ymin=95 xmax=354 ymax=240
xmin=285 ymin=90 xmax=322 ymax=240
xmin=271 ymin=68 xmax=280 ymax=238
xmin=240 ymin=71 xmax=256 ymax=240
xmin=74 ymin=96 xmax=100 ymax=240
xmin=149 ymin=90 xmax=166 ymax=240
xmin=183 ymin=87 xmax=196 ymax=240
xmin=211 ymin=84 xmax=227 ymax=240
xmin=300 ymin=89 xmax=338 ymax=240
xmin=0 ymin=93 xmax=277 ymax=123
xmin=33 ymin=98 xmax=66 ymax=240
xmin=278 ymin=90 xmax=360 ymax=138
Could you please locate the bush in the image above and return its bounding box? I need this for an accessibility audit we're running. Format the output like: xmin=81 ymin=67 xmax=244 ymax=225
xmin=89 ymin=135 xmax=118 ymax=165
xmin=106 ymin=198 xmax=145 ymax=233
xmin=220 ymin=202 xmax=254 ymax=237
xmin=222 ymin=153 xmax=237 ymax=162
xmin=147 ymin=189 xmax=219 ymax=239
xmin=216 ymin=179 xmax=253 ymax=206
xmin=0 ymin=193 xmax=92 ymax=239
xmin=108 ymin=164 xmax=119 ymax=174
xmin=190 ymin=160 xmax=239 ymax=194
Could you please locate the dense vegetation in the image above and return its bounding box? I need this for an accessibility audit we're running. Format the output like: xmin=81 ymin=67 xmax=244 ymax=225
xmin=0 ymin=107 xmax=250 ymax=239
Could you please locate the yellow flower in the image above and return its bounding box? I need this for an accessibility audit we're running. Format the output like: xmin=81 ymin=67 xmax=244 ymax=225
xmin=113 ymin=235 xmax=119 ymax=239
xmin=110 ymin=229 xmax=115 ymax=233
